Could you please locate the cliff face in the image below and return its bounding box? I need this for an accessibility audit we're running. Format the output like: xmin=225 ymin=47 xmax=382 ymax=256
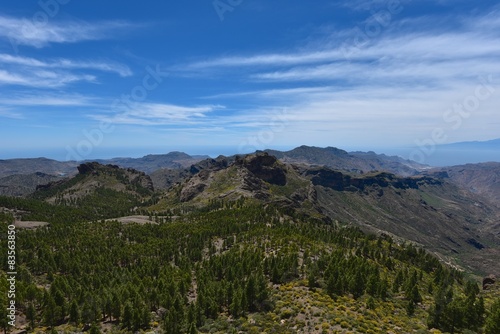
xmin=305 ymin=168 xmax=441 ymax=191
xmin=235 ymin=153 xmax=287 ymax=186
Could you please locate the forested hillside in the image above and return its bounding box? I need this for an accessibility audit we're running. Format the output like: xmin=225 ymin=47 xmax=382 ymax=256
xmin=1 ymin=197 xmax=500 ymax=333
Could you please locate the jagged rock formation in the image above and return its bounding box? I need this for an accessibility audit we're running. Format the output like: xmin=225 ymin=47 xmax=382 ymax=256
xmin=33 ymin=162 xmax=154 ymax=205
xmin=235 ymin=153 xmax=287 ymax=186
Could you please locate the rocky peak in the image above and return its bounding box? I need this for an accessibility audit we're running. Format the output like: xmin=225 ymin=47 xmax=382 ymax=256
xmin=235 ymin=152 xmax=287 ymax=186
xmin=75 ymin=162 xmax=154 ymax=192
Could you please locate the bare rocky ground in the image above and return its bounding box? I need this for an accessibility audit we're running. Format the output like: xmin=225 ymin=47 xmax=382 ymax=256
xmin=105 ymin=215 xmax=174 ymax=224
xmin=14 ymin=220 xmax=49 ymax=229
xmin=106 ymin=215 xmax=157 ymax=224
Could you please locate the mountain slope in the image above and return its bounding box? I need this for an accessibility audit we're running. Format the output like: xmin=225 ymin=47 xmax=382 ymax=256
xmin=154 ymin=152 xmax=500 ymax=276
xmin=428 ymin=162 xmax=500 ymax=203
xmin=91 ymin=151 xmax=209 ymax=174
xmin=150 ymin=145 xmax=427 ymax=190
xmin=0 ymin=152 xmax=209 ymax=179
xmin=0 ymin=172 xmax=62 ymax=197
xmin=265 ymin=145 xmax=426 ymax=176
xmin=0 ymin=158 xmax=77 ymax=178
xmin=32 ymin=162 xmax=155 ymax=218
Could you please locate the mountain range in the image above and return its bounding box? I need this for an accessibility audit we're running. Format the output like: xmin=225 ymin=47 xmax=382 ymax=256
xmin=0 ymin=146 xmax=427 ymax=196
xmin=7 ymin=147 xmax=499 ymax=277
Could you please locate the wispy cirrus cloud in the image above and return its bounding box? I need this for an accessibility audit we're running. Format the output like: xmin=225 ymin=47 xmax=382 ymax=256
xmin=169 ymin=9 xmax=500 ymax=148
xmin=0 ymin=68 xmax=96 ymax=88
xmin=184 ymin=50 xmax=343 ymax=69
xmin=0 ymin=54 xmax=132 ymax=77
xmin=178 ymin=12 xmax=500 ymax=87
xmin=0 ymin=15 xmax=136 ymax=48
xmin=0 ymin=107 xmax=24 ymax=119
xmin=0 ymin=93 xmax=98 ymax=107
xmin=0 ymin=16 xmax=135 ymax=88
xmin=90 ymin=103 xmax=225 ymax=126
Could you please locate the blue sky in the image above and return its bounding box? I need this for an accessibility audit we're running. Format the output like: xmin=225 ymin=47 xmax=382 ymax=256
xmin=0 ymin=0 xmax=499 ymax=162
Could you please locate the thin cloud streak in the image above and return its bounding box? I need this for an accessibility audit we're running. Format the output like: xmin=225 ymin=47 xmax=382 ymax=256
xmin=0 ymin=68 xmax=96 ymax=88
xmin=0 ymin=108 xmax=24 ymax=119
xmin=179 ymin=13 xmax=500 ymax=75
xmin=0 ymin=15 xmax=136 ymax=48
xmin=0 ymin=94 xmax=98 ymax=107
xmin=0 ymin=54 xmax=132 ymax=77
xmin=91 ymin=103 xmax=225 ymax=126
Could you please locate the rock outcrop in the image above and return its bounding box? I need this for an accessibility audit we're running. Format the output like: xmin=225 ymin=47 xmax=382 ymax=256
xmin=235 ymin=153 xmax=287 ymax=186
xmin=483 ymin=275 xmax=496 ymax=290
xmin=305 ymin=168 xmax=441 ymax=192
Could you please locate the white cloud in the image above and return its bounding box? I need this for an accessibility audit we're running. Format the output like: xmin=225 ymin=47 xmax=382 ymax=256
xmin=0 ymin=68 xmax=96 ymax=88
xmin=0 ymin=93 xmax=98 ymax=107
xmin=185 ymin=50 xmax=344 ymax=69
xmin=168 ymin=8 xmax=500 ymax=148
xmin=0 ymin=15 xmax=135 ymax=48
xmin=0 ymin=108 xmax=24 ymax=119
xmin=91 ymin=103 xmax=225 ymax=126
xmin=179 ymin=12 xmax=500 ymax=84
xmin=0 ymin=16 xmax=134 ymax=88
xmin=0 ymin=54 xmax=132 ymax=77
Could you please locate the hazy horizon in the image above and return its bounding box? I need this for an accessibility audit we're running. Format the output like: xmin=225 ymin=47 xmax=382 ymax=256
xmin=2 ymin=139 xmax=499 ymax=168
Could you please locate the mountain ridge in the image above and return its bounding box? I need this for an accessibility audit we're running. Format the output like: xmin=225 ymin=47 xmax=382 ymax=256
xmin=151 ymin=152 xmax=500 ymax=276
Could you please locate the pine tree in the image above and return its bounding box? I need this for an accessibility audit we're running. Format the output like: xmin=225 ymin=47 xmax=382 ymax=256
xmin=27 ymin=302 xmax=37 ymax=329
xmin=245 ymin=275 xmax=256 ymax=312
xmin=377 ymin=278 xmax=388 ymax=301
xmin=43 ymin=294 xmax=58 ymax=327
xmin=308 ymin=267 xmax=318 ymax=290
xmin=122 ymin=302 xmax=134 ymax=330
xmin=230 ymin=287 xmax=242 ymax=318
xmin=69 ymin=300 xmax=80 ymax=325
xmin=111 ymin=292 xmax=121 ymax=321
xmin=406 ymin=300 xmax=416 ymax=316
xmin=409 ymin=285 xmax=422 ymax=304
xmin=140 ymin=305 xmax=151 ymax=329
xmin=392 ymin=270 xmax=403 ymax=293
xmin=441 ymin=298 xmax=465 ymax=334
xmin=366 ymin=273 xmax=379 ymax=296
xmin=349 ymin=270 xmax=365 ymax=299
xmin=188 ymin=322 xmax=197 ymax=334
xmin=81 ymin=301 xmax=95 ymax=324
xmin=485 ymin=299 xmax=500 ymax=334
